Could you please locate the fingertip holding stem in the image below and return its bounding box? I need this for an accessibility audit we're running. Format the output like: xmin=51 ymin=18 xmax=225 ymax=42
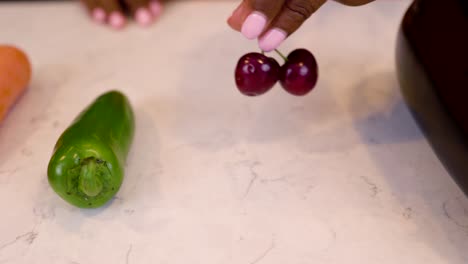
xmin=259 ymin=28 xmax=287 ymax=52
xmin=241 ymin=11 xmax=267 ymax=39
xmin=108 ymin=12 xmax=126 ymax=29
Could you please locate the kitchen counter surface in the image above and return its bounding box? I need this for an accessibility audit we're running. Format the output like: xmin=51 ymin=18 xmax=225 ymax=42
xmin=0 ymin=1 xmax=467 ymax=263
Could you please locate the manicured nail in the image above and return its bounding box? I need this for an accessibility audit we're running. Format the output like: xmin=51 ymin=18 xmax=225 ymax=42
xmin=92 ymin=8 xmax=106 ymax=23
xmin=135 ymin=8 xmax=153 ymax=26
xmin=109 ymin=12 xmax=126 ymax=29
xmin=259 ymin=28 xmax=287 ymax=52
xmin=149 ymin=1 xmax=162 ymax=16
xmin=241 ymin=11 xmax=267 ymax=39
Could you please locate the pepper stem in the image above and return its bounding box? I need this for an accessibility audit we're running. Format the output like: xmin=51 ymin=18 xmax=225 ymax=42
xmin=78 ymin=158 xmax=103 ymax=197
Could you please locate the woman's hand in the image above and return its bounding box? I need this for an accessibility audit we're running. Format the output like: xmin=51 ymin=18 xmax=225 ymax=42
xmin=80 ymin=0 xmax=163 ymax=29
xmin=227 ymin=0 xmax=375 ymax=51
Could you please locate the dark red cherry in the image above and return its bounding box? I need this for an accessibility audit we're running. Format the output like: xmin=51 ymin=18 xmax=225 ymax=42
xmin=286 ymin=48 xmax=316 ymax=64
xmin=235 ymin=52 xmax=280 ymax=96
xmin=279 ymin=49 xmax=318 ymax=96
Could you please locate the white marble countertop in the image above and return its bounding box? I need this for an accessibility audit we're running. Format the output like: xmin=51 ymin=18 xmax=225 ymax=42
xmin=1 ymin=0 xmax=467 ymax=263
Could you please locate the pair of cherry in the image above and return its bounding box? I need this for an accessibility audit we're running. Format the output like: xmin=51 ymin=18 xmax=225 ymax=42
xmin=235 ymin=48 xmax=318 ymax=96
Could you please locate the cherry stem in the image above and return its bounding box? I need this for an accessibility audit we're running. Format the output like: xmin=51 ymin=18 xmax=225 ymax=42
xmin=274 ymin=49 xmax=287 ymax=62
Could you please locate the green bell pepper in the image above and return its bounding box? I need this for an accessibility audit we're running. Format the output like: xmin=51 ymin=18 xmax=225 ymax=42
xmin=47 ymin=90 xmax=135 ymax=208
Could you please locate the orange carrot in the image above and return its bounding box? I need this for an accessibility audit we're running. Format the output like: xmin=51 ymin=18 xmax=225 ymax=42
xmin=0 ymin=45 xmax=32 ymax=123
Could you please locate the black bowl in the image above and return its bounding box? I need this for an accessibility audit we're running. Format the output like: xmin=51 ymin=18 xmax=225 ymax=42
xmin=396 ymin=0 xmax=468 ymax=196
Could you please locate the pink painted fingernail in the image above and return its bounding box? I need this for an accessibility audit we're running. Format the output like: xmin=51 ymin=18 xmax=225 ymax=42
xmin=109 ymin=12 xmax=126 ymax=29
xmin=135 ymin=8 xmax=153 ymax=26
xmin=149 ymin=1 xmax=162 ymax=16
xmin=258 ymin=28 xmax=287 ymax=52
xmin=92 ymin=8 xmax=106 ymax=23
xmin=241 ymin=11 xmax=267 ymax=39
